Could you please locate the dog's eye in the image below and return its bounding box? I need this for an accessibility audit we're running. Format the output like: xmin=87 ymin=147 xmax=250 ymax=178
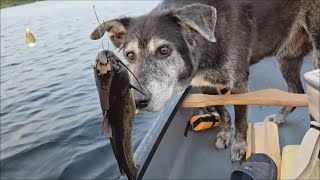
xmin=158 ymin=46 xmax=172 ymax=57
xmin=126 ymin=52 xmax=135 ymax=62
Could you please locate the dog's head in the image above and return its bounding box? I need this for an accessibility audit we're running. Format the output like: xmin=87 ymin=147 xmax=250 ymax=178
xmin=91 ymin=4 xmax=217 ymax=111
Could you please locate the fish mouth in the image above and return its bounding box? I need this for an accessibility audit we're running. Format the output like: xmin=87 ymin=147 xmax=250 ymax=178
xmin=96 ymin=60 xmax=112 ymax=76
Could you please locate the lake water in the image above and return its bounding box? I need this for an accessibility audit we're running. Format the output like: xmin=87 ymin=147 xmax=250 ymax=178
xmin=1 ymin=1 xmax=160 ymax=179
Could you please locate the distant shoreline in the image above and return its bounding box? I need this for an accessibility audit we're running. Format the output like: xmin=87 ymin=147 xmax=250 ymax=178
xmin=1 ymin=0 xmax=41 ymax=9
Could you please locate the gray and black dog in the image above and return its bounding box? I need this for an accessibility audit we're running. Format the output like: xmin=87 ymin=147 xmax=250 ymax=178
xmin=91 ymin=0 xmax=320 ymax=161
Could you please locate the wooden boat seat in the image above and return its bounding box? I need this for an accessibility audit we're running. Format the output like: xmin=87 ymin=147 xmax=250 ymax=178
xmin=181 ymin=89 xmax=308 ymax=108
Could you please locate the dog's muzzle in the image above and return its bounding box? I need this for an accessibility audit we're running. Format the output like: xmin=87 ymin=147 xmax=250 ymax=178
xmin=132 ymin=86 xmax=152 ymax=109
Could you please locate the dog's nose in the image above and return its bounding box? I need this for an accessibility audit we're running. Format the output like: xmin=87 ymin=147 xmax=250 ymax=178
xmin=132 ymin=87 xmax=151 ymax=109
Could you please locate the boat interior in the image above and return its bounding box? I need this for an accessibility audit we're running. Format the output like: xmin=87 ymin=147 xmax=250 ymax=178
xmin=134 ymin=59 xmax=316 ymax=179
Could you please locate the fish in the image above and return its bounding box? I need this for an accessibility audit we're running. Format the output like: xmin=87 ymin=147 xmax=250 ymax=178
xmin=24 ymin=28 xmax=35 ymax=47
xmin=94 ymin=50 xmax=138 ymax=180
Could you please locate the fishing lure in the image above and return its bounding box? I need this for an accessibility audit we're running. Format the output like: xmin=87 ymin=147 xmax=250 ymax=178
xmin=24 ymin=28 xmax=35 ymax=47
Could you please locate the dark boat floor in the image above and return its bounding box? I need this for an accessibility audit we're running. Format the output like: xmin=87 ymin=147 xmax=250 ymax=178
xmin=141 ymin=57 xmax=315 ymax=179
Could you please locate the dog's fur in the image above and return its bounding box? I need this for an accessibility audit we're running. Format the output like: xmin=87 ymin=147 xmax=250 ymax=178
xmin=91 ymin=0 xmax=320 ymax=161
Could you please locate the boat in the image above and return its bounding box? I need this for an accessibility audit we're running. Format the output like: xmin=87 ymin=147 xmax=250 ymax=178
xmin=132 ymin=60 xmax=319 ymax=180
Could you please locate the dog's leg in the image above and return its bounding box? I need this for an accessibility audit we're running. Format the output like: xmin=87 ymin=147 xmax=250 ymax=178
xmin=264 ymin=22 xmax=311 ymax=124
xmin=200 ymin=86 xmax=232 ymax=149
xmin=309 ymin=31 xmax=320 ymax=69
xmin=264 ymin=57 xmax=304 ymax=124
xmin=304 ymin=2 xmax=320 ymax=69
xmin=230 ymin=80 xmax=249 ymax=162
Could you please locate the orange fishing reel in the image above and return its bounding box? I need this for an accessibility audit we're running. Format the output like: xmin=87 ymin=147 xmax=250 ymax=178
xmin=190 ymin=112 xmax=222 ymax=131
xmin=184 ymin=110 xmax=222 ymax=137
xmin=184 ymin=87 xmax=230 ymax=137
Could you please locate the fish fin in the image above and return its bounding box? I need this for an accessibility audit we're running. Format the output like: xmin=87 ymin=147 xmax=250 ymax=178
xmin=135 ymin=164 xmax=140 ymax=177
xmin=135 ymin=164 xmax=140 ymax=171
xmin=120 ymin=169 xmax=126 ymax=176
xmin=101 ymin=115 xmax=112 ymax=137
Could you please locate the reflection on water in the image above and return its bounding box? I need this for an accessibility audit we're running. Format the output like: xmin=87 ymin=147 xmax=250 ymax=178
xmin=1 ymin=1 xmax=159 ymax=179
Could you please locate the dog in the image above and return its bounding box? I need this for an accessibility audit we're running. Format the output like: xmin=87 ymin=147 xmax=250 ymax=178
xmin=90 ymin=0 xmax=320 ymax=161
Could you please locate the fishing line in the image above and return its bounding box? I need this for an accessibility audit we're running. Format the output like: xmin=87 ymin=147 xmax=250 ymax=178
xmin=93 ymin=5 xmax=102 ymax=37
xmin=93 ymin=5 xmax=109 ymax=50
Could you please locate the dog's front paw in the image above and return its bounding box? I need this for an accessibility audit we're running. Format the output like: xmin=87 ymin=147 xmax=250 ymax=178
xmin=264 ymin=113 xmax=286 ymax=124
xmin=231 ymin=139 xmax=246 ymax=162
xmin=215 ymin=130 xmax=231 ymax=149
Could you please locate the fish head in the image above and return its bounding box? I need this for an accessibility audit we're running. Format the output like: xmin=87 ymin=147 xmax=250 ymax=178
xmin=96 ymin=50 xmax=112 ymax=76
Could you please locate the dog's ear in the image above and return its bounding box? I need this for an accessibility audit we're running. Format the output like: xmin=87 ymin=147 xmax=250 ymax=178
xmin=90 ymin=17 xmax=131 ymax=48
xmin=174 ymin=4 xmax=217 ymax=43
